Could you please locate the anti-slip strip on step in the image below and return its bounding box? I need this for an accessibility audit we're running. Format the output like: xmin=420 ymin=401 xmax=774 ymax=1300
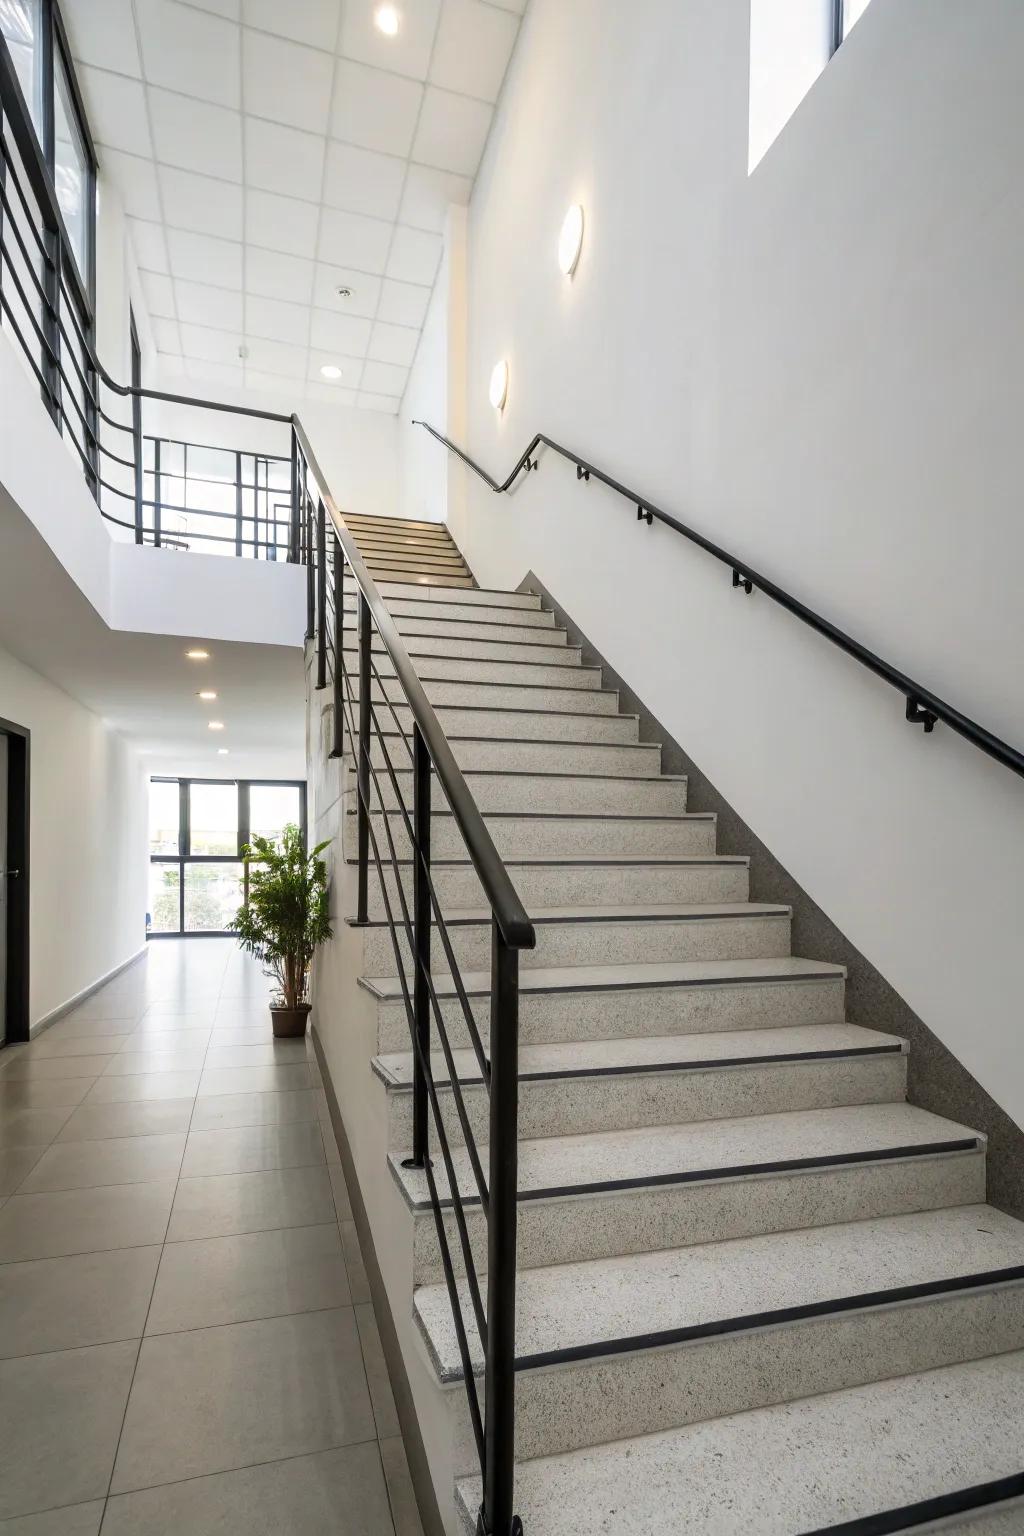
xmin=400 ymin=1137 xmax=980 ymax=1213
xmin=354 ymin=903 xmax=787 ymax=928
xmin=342 ymin=648 xmax=597 ymax=674
xmin=347 ymin=809 xmax=709 ymax=821
xmin=378 ymin=1042 xmax=903 ymax=1093
xmin=505 ymin=1263 xmax=1024 ymax=1376
xmin=360 ymin=958 xmax=845 ymax=1000
xmin=353 ymin=856 xmax=747 ymax=869
xmin=348 ymin=703 xmax=640 ymax=721
xmin=798 ymin=1475 xmax=1024 ymax=1536
xmin=343 ymin=768 xmax=686 ymax=783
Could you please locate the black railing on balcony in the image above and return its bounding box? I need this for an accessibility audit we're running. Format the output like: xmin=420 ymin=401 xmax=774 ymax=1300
xmin=413 ymin=420 xmax=1024 ymax=784
xmin=298 ymin=417 xmax=533 ymax=1536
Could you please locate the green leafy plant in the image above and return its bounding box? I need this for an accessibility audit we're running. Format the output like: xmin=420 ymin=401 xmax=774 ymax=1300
xmin=233 ymin=824 xmax=332 ymax=1009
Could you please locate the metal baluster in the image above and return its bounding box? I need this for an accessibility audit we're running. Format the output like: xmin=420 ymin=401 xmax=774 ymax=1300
xmin=355 ymin=593 xmax=371 ymax=925
xmin=330 ymin=532 xmax=344 ymax=759
xmin=288 ymin=428 xmax=300 ymax=564
xmin=405 ymin=723 xmax=431 ymax=1169
xmin=305 ymin=502 xmax=315 ymax=643
xmin=315 ymin=500 xmax=327 ymax=690
xmin=481 ymin=919 xmax=522 ymax=1536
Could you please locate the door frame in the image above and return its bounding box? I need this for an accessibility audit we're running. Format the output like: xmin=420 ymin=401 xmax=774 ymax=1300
xmin=0 ymin=718 xmax=29 ymax=1045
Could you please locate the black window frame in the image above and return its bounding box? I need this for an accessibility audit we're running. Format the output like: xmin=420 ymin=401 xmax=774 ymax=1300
xmin=148 ymin=775 xmax=308 ymax=940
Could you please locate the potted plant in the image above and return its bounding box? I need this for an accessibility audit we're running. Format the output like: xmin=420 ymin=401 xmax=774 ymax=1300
xmin=233 ymin=823 xmax=332 ymax=1038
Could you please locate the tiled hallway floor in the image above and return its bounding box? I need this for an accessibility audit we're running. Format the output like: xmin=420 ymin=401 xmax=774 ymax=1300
xmin=0 ymin=940 xmax=423 ymax=1535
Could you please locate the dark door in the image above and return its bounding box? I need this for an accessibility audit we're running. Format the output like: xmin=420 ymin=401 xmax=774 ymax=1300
xmin=0 ymin=720 xmax=29 ymax=1045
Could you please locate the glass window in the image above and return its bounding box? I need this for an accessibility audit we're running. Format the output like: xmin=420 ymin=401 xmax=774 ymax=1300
xmin=148 ymin=863 xmax=181 ymax=934
xmin=53 ymin=46 xmax=90 ymax=282
xmin=184 ymin=862 xmax=242 ymax=932
xmin=189 ymin=782 xmax=238 ymax=855
xmin=843 ymin=0 xmax=873 ymax=38
xmin=149 ymin=780 xmax=180 ymax=855
xmin=250 ymin=784 xmax=303 ymax=846
xmin=1 ymin=0 xmax=42 ymax=131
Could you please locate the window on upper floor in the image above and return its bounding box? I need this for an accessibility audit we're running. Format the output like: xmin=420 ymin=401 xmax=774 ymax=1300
xmin=748 ymin=0 xmax=875 ymax=173
xmin=0 ymin=0 xmax=43 ymax=133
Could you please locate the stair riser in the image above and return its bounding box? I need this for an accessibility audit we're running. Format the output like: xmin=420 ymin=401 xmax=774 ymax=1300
xmin=344 ymin=648 xmax=602 ymax=689
xmin=374 ymin=975 xmax=847 ymax=1052
xmin=361 ymin=914 xmax=792 ymax=975
xmin=364 ymin=616 xmax=568 ymax=647
xmin=368 ymin=861 xmax=749 ymax=916
xmin=352 ymin=707 xmax=640 ymax=744
xmin=411 ymin=1149 xmax=986 ymax=1283
xmin=387 ymin=1053 xmax=907 ymax=1148
xmin=362 ymin=633 xmax=578 ymax=665
xmin=348 ymin=738 xmax=661 ymax=777
xmin=376 ymin=583 xmax=540 ymax=610
xmin=343 ymin=596 xmax=556 ymax=629
xmin=344 ymin=768 xmax=688 ymax=812
xmin=364 ymin=559 xmax=471 ymax=579
xmin=446 ymin=1283 xmax=1024 ymax=1465
xmin=360 ymin=813 xmax=717 ymax=859
xmin=366 ymin=572 xmax=475 ymax=589
xmin=347 ymin=675 xmax=617 ymax=713
xmin=350 ymin=535 xmax=462 ymax=554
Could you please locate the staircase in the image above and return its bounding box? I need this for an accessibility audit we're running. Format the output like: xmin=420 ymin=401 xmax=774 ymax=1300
xmin=336 ymin=515 xmax=1024 ymax=1534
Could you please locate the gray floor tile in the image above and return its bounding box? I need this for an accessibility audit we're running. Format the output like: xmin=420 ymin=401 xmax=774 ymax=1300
xmin=329 ymin=1163 xmax=353 ymax=1219
xmin=167 ymin=1165 xmax=336 ymax=1242
xmin=102 ymin=1443 xmax=394 ymax=1535
xmin=84 ymin=1073 xmax=201 ymax=1104
xmin=0 ymin=1247 xmax=160 ymax=1358
xmin=341 ymin=1219 xmax=371 ymax=1305
xmin=0 ymin=1149 xmax=46 ymax=1196
xmin=181 ymin=1121 xmax=325 ymax=1178
xmin=379 ymin=1436 xmax=425 ymax=1536
xmin=203 ymin=1041 xmax=309 ymax=1068
xmin=0 ymin=1182 xmax=176 ymax=1261
xmin=146 ymin=1223 xmax=349 ymax=1335
xmin=0 ymin=1340 xmax=137 ymax=1518
xmin=355 ymin=1303 xmax=400 ymax=1438
xmin=44 ymin=1016 xmax=137 ymax=1039
xmin=131 ymin=1017 xmax=214 ymax=1034
xmin=210 ymin=1024 xmax=299 ymax=1046
xmin=101 ymin=1049 xmax=207 ymax=1076
xmin=0 ymin=1500 xmax=105 ymax=1533
xmin=0 ymin=1081 xmax=93 ymax=1110
xmin=18 ymin=1135 xmax=186 ymax=1194
xmin=56 ymin=1100 xmax=194 ymax=1143
xmin=111 ymin=1308 xmax=375 ymax=1492
xmin=189 ymin=1089 xmax=317 ymax=1132
xmin=0 ymin=1060 xmax=101 ymax=1083
xmin=0 ymin=1107 xmax=73 ymax=1149
xmin=19 ymin=1037 xmax=124 ymax=1060
xmin=198 ymin=1064 xmax=312 ymax=1097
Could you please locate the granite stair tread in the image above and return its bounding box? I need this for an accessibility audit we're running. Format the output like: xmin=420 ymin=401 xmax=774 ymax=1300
xmin=389 ymin=1101 xmax=982 ymax=1209
xmin=416 ymin=1202 xmax=1024 ymax=1381
xmin=456 ymin=1351 xmax=1024 ymax=1535
xmin=352 ymin=899 xmax=789 ymax=928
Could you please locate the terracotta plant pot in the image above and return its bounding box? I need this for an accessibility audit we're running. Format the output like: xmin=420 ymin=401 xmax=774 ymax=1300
xmin=270 ymin=1002 xmax=312 ymax=1038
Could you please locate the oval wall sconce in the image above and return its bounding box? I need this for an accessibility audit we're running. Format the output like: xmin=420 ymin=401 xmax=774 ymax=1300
xmin=489 ymin=359 xmax=509 ymax=412
xmin=558 ymin=203 xmax=585 ymax=276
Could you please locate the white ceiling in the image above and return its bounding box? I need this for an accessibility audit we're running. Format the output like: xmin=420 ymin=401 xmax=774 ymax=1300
xmin=61 ymin=0 xmax=525 ymax=412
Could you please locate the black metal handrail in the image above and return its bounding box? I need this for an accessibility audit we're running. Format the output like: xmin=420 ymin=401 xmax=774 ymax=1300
xmin=413 ymin=420 xmax=1024 ymax=782
xmin=297 ymin=414 xmax=533 ymax=1536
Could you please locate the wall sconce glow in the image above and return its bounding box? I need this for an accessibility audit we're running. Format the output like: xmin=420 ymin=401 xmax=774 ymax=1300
xmin=198 ymin=690 xmax=217 ymax=701
xmin=374 ymin=4 xmax=400 ymax=36
xmin=185 ymin=649 xmax=209 ymax=660
xmin=320 ymin=363 xmax=343 ymax=380
xmin=488 ymin=359 xmax=509 ymax=412
xmin=208 ymin=721 xmax=225 ymax=731
xmin=558 ymin=203 xmax=585 ymax=276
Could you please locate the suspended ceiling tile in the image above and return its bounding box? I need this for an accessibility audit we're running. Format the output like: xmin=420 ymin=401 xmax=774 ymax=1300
xmin=242 ymin=0 xmax=341 ymax=52
xmin=60 ymin=0 xmax=141 ymax=77
xmin=306 ymin=381 xmax=358 ymax=406
xmin=430 ymin=0 xmax=519 ymax=103
xmin=148 ymin=88 xmax=243 ymax=181
xmin=398 ymin=163 xmax=471 ymax=233
xmin=311 ymin=264 xmax=382 ymax=319
xmin=127 ymin=218 xmax=170 ymax=276
xmin=245 ymin=294 xmax=312 ymax=347
xmin=245 ymin=190 xmax=321 ymax=260
xmin=241 ymin=28 xmax=334 ymax=136
xmin=367 ymin=320 xmax=419 ymax=368
xmin=158 ymin=166 xmax=243 ymax=243
xmin=412 ymin=86 xmax=492 ymax=176
xmin=385 ymin=225 xmax=442 ymax=286
xmin=180 ymin=323 xmax=243 ymax=366
xmin=376 ymin=277 xmax=431 ymax=328
xmin=337 ymin=0 xmax=442 ymax=82
xmin=167 ymin=228 xmax=244 ymax=289
xmin=244 ymin=336 xmax=309 ymax=380
xmin=308 ymin=310 xmax=372 ymax=358
xmin=136 ymin=0 xmax=241 ymax=109
xmin=330 ymin=59 xmax=423 ymax=157
xmin=175 ymin=278 xmax=244 ymax=331
xmin=322 ymin=141 xmax=406 ymax=223
xmin=361 ymin=359 xmax=408 ymax=396
xmin=245 ymin=247 xmax=315 ymax=304
xmin=243 ymin=117 xmax=325 ymax=203
xmin=317 ymin=207 xmax=393 ymax=273
xmin=79 ymin=66 xmax=152 ymax=156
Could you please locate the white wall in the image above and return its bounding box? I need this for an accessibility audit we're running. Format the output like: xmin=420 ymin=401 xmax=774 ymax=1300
xmin=435 ymin=0 xmax=1024 ymax=1127
xmin=0 ymin=646 xmax=147 ymax=1029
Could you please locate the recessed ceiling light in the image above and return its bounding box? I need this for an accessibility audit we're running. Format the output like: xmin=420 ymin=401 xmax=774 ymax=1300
xmin=374 ymin=4 xmax=400 ymax=36
xmin=320 ymin=364 xmax=343 ymax=380
xmin=185 ymin=648 xmax=209 ymax=660
xmin=335 ymin=286 xmax=353 ymax=300
xmin=197 ymin=690 xmax=217 ymax=700
xmin=217 ymin=748 xmax=229 ymax=755
xmin=208 ymin=721 xmax=225 ymax=731
xmin=488 ymin=359 xmax=509 ymax=412
xmin=558 ymin=203 xmax=585 ymax=276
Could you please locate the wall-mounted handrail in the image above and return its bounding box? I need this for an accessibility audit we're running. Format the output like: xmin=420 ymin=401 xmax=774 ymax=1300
xmin=413 ymin=420 xmax=1024 ymax=782
xmin=293 ymin=416 xmax=536 ymax=951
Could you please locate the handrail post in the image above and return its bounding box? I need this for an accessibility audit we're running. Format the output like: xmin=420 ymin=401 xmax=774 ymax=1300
xmin=289 ymin=427 xmax=300 ymax=564
xmin=305 ymin=501 xmax=315 ymax=643
xmin=481 ymin=919 xmax=521 ymax=1536
xmin=315 ymin=499 xmax=327 ymax=690
xmin=407 ymin=723 xmax=431 ymax=1169
xmin=355 ymin=592 xmax=371 ymax=924
xmin=329 ymin=532 xmax=344 ymax=759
